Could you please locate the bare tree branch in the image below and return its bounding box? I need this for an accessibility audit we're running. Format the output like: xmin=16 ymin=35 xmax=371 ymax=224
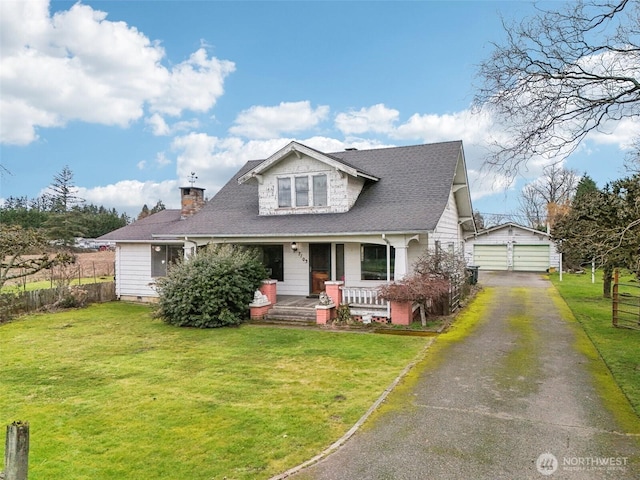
xmin=475 ymin=0 xmax=640 ymax=178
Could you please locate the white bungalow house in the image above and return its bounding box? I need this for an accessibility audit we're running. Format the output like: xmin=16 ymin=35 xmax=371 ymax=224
xmin=464 ymin=222 xmax=559 ymax=272
xmin=99 ymin=141 xmax=476 ymax=320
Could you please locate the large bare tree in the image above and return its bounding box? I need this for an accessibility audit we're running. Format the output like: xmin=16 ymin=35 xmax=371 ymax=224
xmin=518 ymin=164 xmax=580 ymax=228
xmin=475 ymin=0 xmax=640 ymax=177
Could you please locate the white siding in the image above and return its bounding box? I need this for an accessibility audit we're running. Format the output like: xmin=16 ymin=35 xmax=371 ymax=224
xmin=115 ymin=244 xmax=157 ymax=299
xmin=431 ymin=190 xmax=464 ymax=251
xmin=257 ymin=153 xmax=364 ymax=215
xmin=407 ymin=235 xmax=428 ymax=269
xmin=465 ymin=225 xmax=559 ymax=271
xmin=343 ymin=243 xmax=364 ymax=287
xmin=279 ymin=243 xmax=311 ymax=296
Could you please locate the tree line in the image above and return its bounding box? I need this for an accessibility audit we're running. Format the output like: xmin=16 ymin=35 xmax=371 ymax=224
xmin=0 ymin=196 xmax=129 ymax=241
xmin=1 ymin=166 xmax=167 ymax=244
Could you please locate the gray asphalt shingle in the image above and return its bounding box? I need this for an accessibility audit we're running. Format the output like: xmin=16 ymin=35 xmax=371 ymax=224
xmin=100 ymin=141 xmax=465 ymax=241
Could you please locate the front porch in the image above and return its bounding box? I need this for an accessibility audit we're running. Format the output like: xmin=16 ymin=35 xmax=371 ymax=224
xmin=249 ymin=281 xmax=414 ymax=326
xmin=253 ymin=295 xmax=318 ymax=326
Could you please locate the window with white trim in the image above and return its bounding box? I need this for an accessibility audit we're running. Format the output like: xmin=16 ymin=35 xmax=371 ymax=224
xmin=295 ymin=176 xmax=309 ymax=207
xmin=151 ymin=245 xmax=183 ymax=277
xmin=361 ymin=244 xmax=395 ymax=280
xmin=313 ymin=174 xmax=327 ymax=206
xmin=278 ymin=173 xmax=328 ymax=208
xmin=278 ymin=178 xmax=292 ymax=207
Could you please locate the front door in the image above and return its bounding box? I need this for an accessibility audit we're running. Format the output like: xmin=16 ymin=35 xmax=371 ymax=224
xmin=309 ymin=243 xmax=331 ymax=295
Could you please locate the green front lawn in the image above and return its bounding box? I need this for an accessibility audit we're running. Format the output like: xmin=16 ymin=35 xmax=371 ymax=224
xmin=0 ymin=303 xmax=428 ymax=479
xmin=550 ymin=271 xmax=640 ymax=419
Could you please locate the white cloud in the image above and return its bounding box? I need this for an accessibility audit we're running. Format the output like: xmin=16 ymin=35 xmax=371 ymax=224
xmin=145 ymin=113 xmax=200 ymax=136
xmin=0 ymin=0 xmax=234 ymax=145
xmin=229 ymin=101 xmax=329 ymax=139
xmin=467 ymin=168 xmax=514 ymax=201
xmin=76 ymin=179 xmax=180 ymax=214
xmin=393 ymin=109 xmax=494 ymax=144
xmin=146 ymin=114 xmax=170 ymax=136
xmin=587 ymin=117 xmax=640 ymax=149
xmin=137 ymin=160 xmax=146 ymax=170
xmin=335 ymin=104 xmax=399 ymax=135
xmin=150 ymin=48 xmax=235 ymax=116
xmin=155 ymin=152 xmax=171 ymax=167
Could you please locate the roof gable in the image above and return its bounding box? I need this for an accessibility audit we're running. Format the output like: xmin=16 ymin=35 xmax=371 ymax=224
xmin=237 ymin=141 xmax=379 ymax=185
xmin=467 ymin=222 xmax=550 ymax=240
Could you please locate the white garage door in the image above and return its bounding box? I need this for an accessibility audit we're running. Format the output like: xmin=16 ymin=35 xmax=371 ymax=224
xmin=473 ymin=245 xmax=508 ymax=271
xmin=513 ymin=245 xmax=550 ymax=272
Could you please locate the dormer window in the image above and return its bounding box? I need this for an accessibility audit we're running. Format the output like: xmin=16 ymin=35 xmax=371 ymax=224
xmin=295 ymin=176 xmax=309 ymax=206
xmin=278 ymin=178 xmax=292 ymax=207
xmin=238 ymin=141 xmax=379 ymax=216
xmin=313 ymin=174 xmax=327 ymax=206
xmin=278 ymin=173 xmax=328 ymax=209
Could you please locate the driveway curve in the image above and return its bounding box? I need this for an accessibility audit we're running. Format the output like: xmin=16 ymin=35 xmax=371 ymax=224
xmin=288 ymin=271 xmax=639 ymax=479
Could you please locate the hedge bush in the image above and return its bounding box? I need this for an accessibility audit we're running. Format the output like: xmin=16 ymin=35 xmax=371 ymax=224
xmin=154 ymin=245 xmax=267 ymax=328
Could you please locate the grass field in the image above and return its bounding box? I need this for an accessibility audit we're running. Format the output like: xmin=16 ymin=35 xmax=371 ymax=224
xmin=1 ymin=276 xmax=113 ymax=293
xmin=0 ymin=302 xmax=428 ymax=479
xmin=550 ymin=271 xmax=640 ymax=418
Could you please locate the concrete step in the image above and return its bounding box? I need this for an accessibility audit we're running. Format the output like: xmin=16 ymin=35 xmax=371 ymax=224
xmin=268 ymin=306 xmax=315 ymax=316
xmin=256 ymin=317 xmax=317 ymax=327
xmin=264 ymin=305 xmax=317 ymax=325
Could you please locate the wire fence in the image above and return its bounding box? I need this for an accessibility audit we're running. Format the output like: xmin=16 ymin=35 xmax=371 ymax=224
xmin=8 ymin=262 xmax=115 ymax=291
xmin=612 ymin=269 xmax=640 ymax=330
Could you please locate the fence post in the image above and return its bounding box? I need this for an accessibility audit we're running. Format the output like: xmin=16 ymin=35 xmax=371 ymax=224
xmin=4 ymin=421 xmax=29 ymax=480
xmin=612 ymin=269 xmax=619 ymax=328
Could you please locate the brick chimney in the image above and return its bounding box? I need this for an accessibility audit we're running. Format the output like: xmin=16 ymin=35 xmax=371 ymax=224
xmin=180 ymin=186 xmax=206 ymax=219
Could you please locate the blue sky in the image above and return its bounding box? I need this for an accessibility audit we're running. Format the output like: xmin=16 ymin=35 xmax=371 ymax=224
xmin=0 ymin=0 xmax=635 ymax=220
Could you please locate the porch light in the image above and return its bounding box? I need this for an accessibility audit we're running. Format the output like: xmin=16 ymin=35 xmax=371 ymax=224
xmin=290 ymin=242 xmax=298 ymax=251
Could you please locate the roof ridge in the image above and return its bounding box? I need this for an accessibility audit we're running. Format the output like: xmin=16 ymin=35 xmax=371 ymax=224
xmin=329 ymin=140 xmax=462 ymax=156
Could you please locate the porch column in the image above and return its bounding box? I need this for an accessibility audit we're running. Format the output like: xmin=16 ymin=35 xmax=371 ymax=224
xmin=183 ymin=239 xmax=197 ymax=259
xmin=325 ymin=281 xmax=343 ymax=307
xmin=394 ymin=245 xmax=409 ymax=281
xmin=260 ymin=280 xmax=277 ymax=305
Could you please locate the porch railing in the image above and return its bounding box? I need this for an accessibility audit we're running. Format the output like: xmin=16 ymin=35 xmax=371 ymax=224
xmin=340 ymin=286 xmax=386 ymax=307
xmin=340 ymin=286 xmax=390 ymax=318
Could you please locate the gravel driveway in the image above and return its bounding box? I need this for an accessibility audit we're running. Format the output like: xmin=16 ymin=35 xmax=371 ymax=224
xmin=286 ymin=271 xmax=640 ymax=479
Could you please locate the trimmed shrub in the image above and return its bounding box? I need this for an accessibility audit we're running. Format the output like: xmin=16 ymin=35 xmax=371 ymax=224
xmin=154 ymin=244 xmax=267 ymax=328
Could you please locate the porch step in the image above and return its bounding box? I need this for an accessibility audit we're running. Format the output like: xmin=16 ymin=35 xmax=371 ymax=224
xmin=263 ymin=305 xmax=317 ymax=326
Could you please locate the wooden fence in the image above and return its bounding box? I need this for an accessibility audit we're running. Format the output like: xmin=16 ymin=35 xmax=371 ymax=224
xmin=0 ymin=282 xmax=116 ymax=321
xmin=612 ymin=270 xmax=640 ymax=330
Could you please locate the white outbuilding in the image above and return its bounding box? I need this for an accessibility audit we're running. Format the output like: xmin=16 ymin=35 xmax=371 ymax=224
xmin=464 ymin=222 xmax=559 ymax=272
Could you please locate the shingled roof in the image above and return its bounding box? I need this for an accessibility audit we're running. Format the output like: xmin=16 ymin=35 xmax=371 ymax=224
xmin=100 ymin=141 xmax=473 ymax=241
xmin=99 ymin=209 xmax=182 ymax=242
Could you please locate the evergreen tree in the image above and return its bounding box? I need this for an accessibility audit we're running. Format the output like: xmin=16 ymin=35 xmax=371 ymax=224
xmin=149 ymin=200 xmax=166 ymax=215
xmin=574 ymin=174 xmax=598 ymax=201
xmin=48 ymin=165 xmax=84 ymax=213
xmin=553 ymin=174 xmax=640 ymax=296
xmin=44 ymin=166 xmax=85 ymax=245
xmin=137 ymin=204 xmax=150 ymax=220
